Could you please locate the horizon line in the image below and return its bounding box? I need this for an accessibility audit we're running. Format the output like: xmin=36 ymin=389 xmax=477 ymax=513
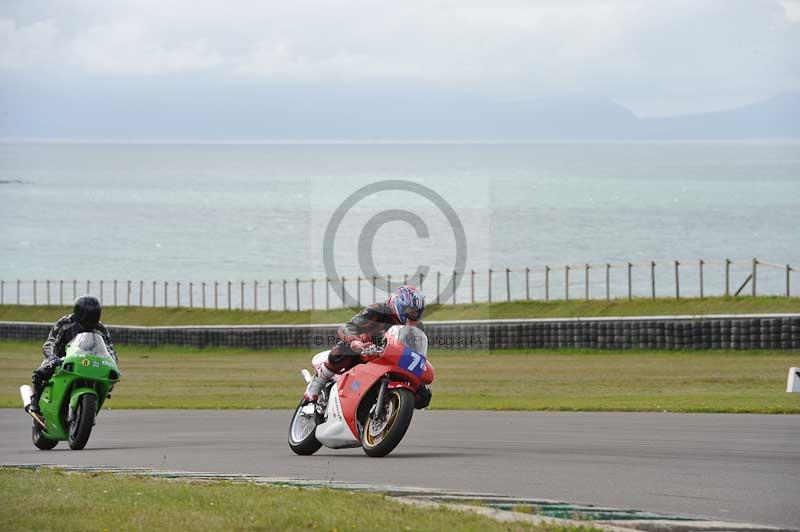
xmin=2 ymin=137 xmax=799 ymax=145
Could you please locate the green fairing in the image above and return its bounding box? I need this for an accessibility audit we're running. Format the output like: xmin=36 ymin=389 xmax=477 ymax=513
xmin=38 ymin=335 xmax=120 ymax=441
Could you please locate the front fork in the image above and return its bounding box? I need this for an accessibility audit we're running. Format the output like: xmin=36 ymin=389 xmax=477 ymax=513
xmin=373 ymin=378 xmax=389 ymax=422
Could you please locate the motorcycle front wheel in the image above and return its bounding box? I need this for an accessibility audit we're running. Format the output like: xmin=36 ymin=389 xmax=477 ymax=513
xmin=68 ymin=394 xmax=96 ymax=450
xmin=361 ymin=388 xmax=414 ymax=457
xmin=288 ymin=400 xmax=322 ymax=456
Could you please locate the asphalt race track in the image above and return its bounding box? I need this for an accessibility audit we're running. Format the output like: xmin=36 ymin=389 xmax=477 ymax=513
xmin=1 ymin=409 xmax=797 ymax=529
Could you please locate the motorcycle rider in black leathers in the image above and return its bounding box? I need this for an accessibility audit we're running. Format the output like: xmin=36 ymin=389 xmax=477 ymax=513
xmin=304 ymin=285 xmax=431 ymax=407
xmin=26 ymin=295 xmax=118 ymax=416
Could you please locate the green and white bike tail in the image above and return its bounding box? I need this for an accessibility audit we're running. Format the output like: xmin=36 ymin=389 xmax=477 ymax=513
xmin=20 ymin=332 xmax=121 ymax=450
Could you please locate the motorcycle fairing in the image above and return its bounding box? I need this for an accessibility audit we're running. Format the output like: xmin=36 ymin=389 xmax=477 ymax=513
xmin=314 ymin=383 xmax=361 ymax=448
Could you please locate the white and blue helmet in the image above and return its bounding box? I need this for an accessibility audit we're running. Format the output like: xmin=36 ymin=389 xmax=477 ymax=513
xmin=388 ymin=285 xmax=426 ymax=324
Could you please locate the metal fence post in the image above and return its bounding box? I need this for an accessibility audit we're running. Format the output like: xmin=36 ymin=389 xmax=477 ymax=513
xmin=565 ymin=266 xmax=570 ymax=301
xmin=488 ymin=269 xmax=492 ymax=303
xmin=387 ymin=275 xmax=392 ymax=298
xmin=127 ymin=280 xmax=131 ymax=306
xmin=356 ymin=277 xmax=361 ymax=307
xmin=177 ymin=282 xmax=181 ymax=308
xmin=282 ymin=280 xmax=287 ymax=311
xmin=240 ymin=281 xmax=244 ymax=310
xmin=752 ymin=258 xmax=757 ymax=297
xmin=674 ymin=260 xmax=680 ymax=299
xmin=1 ymin=280 xmax=4 ymax=304
xmin=584 ymin=264 xmax=589 ymax=301
xmin=46 ymin=280 xmax=51 ymax=305
xmin=341 ymin=277 xmax=346 ymax=308
xmin=725 ymin=258 xmax=731 ymax=297
xmin=650 ymin=261 xmax=656 ymax=300
xmin=699 ymin=260 xmax=704 ymax=299
xmin=453 ymin=270 xmax=457 ymax=304
xmin=296 ymin=279 xmax=301 ymax=311
xmin=254 ymin=281 xmax=258 ymax=311
xmin=189 ymin=282 xmax=193 ymax=308
xmin=86 ymin=280 xmax=90 ymax=295
xmin=787 ymin=265 xmax=791 ymax=297
xmin=17 ymin=279 xmax=20 ymax=304
xmin=201 ymin=281 xmax=205 ymax=309
xmin=403 ymin=273 xmax=408 ymax=285
xmin=113 ymin=280 xmax=118 ymax=306
xmin=100 ymin=280 xmax=104 ymax=303
xmin=545 ymin=266 xmax=550 ymax=301
xmin=419 ymin=272 xmax=424 ymax=291
xmin=72 ymin=280 xmax=77 ymax=299
xmin=60 ymin=280 xmax=64 ymax=306
xmin=525 ymin=267 xmax=530 ymax=301
xmin=627 ymin=263 xmax=632 ymax=300
xmin=325 ymin=278 xmax=329 ymax=310
xmin=470 ymin=270 xmax=475 ymax=303
xmin=164 ymin=281 xmax=168 ymax=307
xmin=214 ymin=281 xmax=218 ymax=309
xmin=268 ymin=280 xmax=272 ymax=311
xmin=311 ymin=279 xmax=315 ymax=310
xmin=605 ymin=264 xmax=610 ymax=301
xmin=140 ymin=281 xmax=144 ymax=307
xmin=506 ymin=268 xmax=511 ymax=302
xmin=153 ymin=281 xmax=157 ymax=307
xmin=33 ymin=280 xmax=37 ymax=305
xmin=227 ymin=281 xmax=231 ymax=310
xmin=372 ymin=275 xmax=376 ymax=303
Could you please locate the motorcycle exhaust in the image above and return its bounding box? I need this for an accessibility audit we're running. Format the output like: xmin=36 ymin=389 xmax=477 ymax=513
xmin=19 ymin=385 xmax=32 ymax=409
xmin=20 ymin=385 xmax=46 ymax=428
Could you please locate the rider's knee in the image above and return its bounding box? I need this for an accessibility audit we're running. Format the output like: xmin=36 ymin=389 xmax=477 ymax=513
xmin=415 ymin=385 xmax=432 ymax=409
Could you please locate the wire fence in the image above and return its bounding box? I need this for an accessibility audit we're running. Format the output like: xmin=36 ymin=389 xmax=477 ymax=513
xmin=1 ymin=258 xmax=796 ymax=311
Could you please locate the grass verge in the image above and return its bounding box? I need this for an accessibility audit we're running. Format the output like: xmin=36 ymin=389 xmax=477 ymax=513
xmin=0 ymin=468 xmax=593 ymax=532
xmin=2 ymin=341 xmax=797 ymax=413
xmin=1 ymin=296 xmax=798 ymax=326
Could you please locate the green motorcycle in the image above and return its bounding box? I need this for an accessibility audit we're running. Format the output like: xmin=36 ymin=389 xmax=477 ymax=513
xmin=20 ymin=332 xmax=121 ymax=450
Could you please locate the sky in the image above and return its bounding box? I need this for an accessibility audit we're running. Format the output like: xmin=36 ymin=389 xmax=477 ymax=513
xmin=1 ymin=0 xmax=799 ymax=138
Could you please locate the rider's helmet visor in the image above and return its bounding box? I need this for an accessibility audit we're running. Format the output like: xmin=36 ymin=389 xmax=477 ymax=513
xmin=405 ymin=307 xmax=423 ymax=321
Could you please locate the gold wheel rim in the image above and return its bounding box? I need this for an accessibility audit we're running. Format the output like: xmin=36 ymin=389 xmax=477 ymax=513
xmin=364 ymin=391 xmax=400 ymax=447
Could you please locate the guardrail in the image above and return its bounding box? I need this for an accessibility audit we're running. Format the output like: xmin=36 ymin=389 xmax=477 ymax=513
xmin=2 ymin=314 xmax=799 ymax=350
xmin=1 ymin=258 xmax=796 ymax=310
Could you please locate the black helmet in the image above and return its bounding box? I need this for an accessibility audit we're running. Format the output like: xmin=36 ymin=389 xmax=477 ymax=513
xmin=73 ymin=295 xmax=102 ymax=329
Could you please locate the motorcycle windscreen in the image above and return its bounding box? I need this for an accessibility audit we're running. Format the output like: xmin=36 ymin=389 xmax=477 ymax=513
xmin=68 ymin=332 xmax=111 ymax=357
xmin=395 ymin=325 xmax=427 ymax=355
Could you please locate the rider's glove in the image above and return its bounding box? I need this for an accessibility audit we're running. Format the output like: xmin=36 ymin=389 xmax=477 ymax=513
xmin=349 ymin=339 xmax=374 ymax=353
xmin=359 ymin=344 xmax=383 ymax=361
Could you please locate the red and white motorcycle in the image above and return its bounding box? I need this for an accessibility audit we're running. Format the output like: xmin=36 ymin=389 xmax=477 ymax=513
xmin=289 ymin=325 xmax=434 ymax=457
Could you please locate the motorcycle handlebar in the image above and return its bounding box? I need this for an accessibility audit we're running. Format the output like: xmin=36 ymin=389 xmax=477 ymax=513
xmin=360 ymin=345 xmax=384 ymax=357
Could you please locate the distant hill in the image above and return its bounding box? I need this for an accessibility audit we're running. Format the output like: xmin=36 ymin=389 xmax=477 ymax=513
xmin=1 ymin=82 xmax=798 ymax=139
xmin=640 ymin=93 xmax=800 ymax=139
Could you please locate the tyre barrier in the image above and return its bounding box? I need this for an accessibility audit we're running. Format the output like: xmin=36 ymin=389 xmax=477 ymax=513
xmin=2 ymin=314 xmax=799 ymax=351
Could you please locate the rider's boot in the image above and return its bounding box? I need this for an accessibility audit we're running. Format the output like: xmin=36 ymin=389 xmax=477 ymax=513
xmin=303 ymin=364 xmax=335 ymax=403
xmin=26 ymin=382 xmax=43 ymax=415
xmin=25 ymin=383 xmax=47 ymax=428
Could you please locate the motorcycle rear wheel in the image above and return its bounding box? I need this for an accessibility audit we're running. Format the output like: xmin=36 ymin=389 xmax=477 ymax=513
xmin=288 ymin=400 xmax=323 ymax=455
xmin=68 ymin=394 xmax=96 ymax=450
xmin=361 ymin=388 xmax=414 ymax=457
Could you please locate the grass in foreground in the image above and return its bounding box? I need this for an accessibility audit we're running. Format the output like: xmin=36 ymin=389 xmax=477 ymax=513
xmin=0 ymin=468 xmax=591 ymax=532
xmin=1 ymin=296 xmax=798 ymax=326
xmin=2 ymin=341 xmax=797 ymax=413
